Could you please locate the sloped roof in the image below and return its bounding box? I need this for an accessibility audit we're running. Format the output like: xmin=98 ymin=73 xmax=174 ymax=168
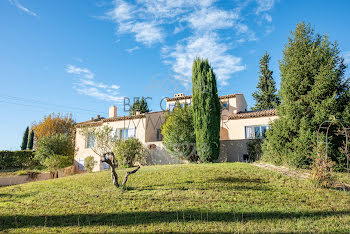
xmin=166 ymin=93 xmax=241 ymax=102
xmin=76 ymin=111 xmax=167 ymax=128
xmin=229 ymin=109 xmax=277 ymax=120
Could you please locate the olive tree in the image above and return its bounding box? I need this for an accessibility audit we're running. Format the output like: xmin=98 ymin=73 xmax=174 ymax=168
xmin=79 ymin=126 xmax=140 ymax=187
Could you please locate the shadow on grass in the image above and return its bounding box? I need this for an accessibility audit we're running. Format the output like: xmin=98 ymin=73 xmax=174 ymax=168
xmin=129 ymin=176 xmax=270 ymax=192
xmin=1 ymin=210 xmax=350 ymax=230
xmin=212 ymin=176 xmax=267 ymax=184
xmin=0 ymin=192 xmax=39 ymax=202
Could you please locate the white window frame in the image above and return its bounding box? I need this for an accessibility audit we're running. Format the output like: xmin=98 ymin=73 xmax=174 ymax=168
xmin=85 ymin=133 xmax=95 ymax=148
xmin=245 ymin=125 xmax=270 ymax=139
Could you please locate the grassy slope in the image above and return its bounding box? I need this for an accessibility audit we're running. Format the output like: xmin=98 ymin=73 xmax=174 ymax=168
xmin=1 ymin=163 xmax=350 ymax=233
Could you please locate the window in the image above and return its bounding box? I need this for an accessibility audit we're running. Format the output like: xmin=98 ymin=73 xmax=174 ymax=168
xmin=103 ymin=162 xmax=109 ymax=170
xmin=245 ymin=125 xmax=269 ymax=139
xmin=222 ymin=102 xmax=228 ymax=109
xmin=157 ymin=129 xmax=163 ymax=141
xmin=85 ymin=133 xmax=95 ymax=148
xmin=115 ymin=128 xmax=135 ymax=140
xmin=168 ymin=104 xmax=175 ymax=111
xmin=78 ymin=158 xmax=85 ymax=170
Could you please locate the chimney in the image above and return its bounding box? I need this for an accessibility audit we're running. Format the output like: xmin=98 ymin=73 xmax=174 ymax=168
xmin=174 ymin=93 xmax=185 ymax=98
xmin=97 ymin=115 xmax=100 ymax=119
xmin=109 ymin=105 xmax=117 ymax=118
xmin=135 ymin=110 xmax=141 ymax=115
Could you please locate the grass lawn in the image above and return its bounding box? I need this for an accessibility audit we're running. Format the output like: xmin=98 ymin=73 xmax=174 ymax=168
xmin=1 ymin=163 xmax=350 ymax=233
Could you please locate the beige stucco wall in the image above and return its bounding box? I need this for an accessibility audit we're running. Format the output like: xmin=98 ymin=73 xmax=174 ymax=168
xmin=75 ymin=117 xmax=148 ymax=172
xmin=145 ymin=112 xmax=166 ymax=142
xmin=167 ymin=94 xmax=248 ymax=116
xmin=221 ymin=116 xmax=279 ymax=140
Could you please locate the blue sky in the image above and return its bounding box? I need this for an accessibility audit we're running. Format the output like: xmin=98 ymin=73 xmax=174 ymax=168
xmin=1 ymin=0 xmax=350 ymax=150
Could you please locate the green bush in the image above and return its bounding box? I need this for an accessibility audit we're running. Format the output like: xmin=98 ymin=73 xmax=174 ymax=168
xmin=35 ymin=134 xmax=74 ymax=165
xmin=84 ymin=156 xmax=96 ymax=172
xmin=247 ymin=139 xmax=263 ymax=162
xmin=43 ymin=154 xmax=73 ymax=171
xmin=161 ymin=105 xmax=197 ymax=161
xmin=0 ymin=150 xmax=38 ymax=170
xmin=114 ymin=138 xmax=145 ymax=168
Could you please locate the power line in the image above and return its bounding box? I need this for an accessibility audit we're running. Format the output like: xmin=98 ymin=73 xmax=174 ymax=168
xmin=0 ymin=94 xmax=109 ymax=115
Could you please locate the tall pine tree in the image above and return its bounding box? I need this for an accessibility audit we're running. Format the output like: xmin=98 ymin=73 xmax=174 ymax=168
xmin=192 ymin=58 xmax=221 ymax=162
xmin=252 ymin=51 xmax=280 ymax=110
xmin=21 ymin=126 xmax=29 ymax=150
xmin=262 ymin=22 xmax=349 ymax=168
xmin=27 ymin=130 xmax=34 ymax=150
xmin=130 ymin=97 xmax=150 ymax=115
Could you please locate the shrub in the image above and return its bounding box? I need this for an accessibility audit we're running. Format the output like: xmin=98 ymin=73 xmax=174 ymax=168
xmin=310 ymin=145 xmax=335 ymax=187
xmin=84 ymin=156 xmax=96 ymax=172
xmin=0 ymin=150 xmax=38 ymax=170
xmin=247 ymin=139 xmax=263 ymax=162
xmin=161 ymin=105 xmax=198 ymax=161
xmin=43 ymin=154 xmax=73 ymax=171
xmin=35 ymin=134 xmax=74 ymax=165
xmin=114 ymin=138 xmax=145 ymax=168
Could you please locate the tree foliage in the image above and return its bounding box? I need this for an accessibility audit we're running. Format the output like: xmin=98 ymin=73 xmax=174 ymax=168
xmin=43 ymin=154 xmax=73 ymax=171
xmin=27 ymin=130 xmax=34 ymax=150
xmin=21 ymin=126 xmax=29 ymax=150
xmin=262 ymin=22 xmax=350 ymax=168
xmin=192 ymin=58 xmax=221 ymax=162
xmin=252 ymin=51 xmax=280 ymax=110
xmin=34 ymin=134 xmax=74 ymax=165
xmin=130 ymin=97 xmax=150 ymax=115
xmin=161 ymin=104 xmax=197 ymax=161
xmin=31 ymin=113 xmax=75 ymax=142
xmin=114 ymin=138 xmax=146 ymax=167
xmin=84 ymin=156 xmax=96 ymax=172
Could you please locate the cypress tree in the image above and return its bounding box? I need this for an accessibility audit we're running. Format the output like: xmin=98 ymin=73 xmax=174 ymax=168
xmin=21 ymin=126 xmax=29 ymax=150
xmin=192 ymin=58 xmax=221 ymax=162
xmin=27 ymin=130 xmax=34 ymax=150
xmin=262 ymin=22 xmax=349 ymax=168
xmin=252 ymin=51 xmax=280 ymax=110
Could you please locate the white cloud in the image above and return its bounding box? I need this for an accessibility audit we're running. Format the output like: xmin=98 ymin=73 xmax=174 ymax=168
xmin=8 ymin=0 xmax=37 ymax=16
xmin=66 ymin=64 xmax=94 ymax=79
xmin=164 ymin=33 xmax=245 ymax=85
xmin=131 ymin=22 xmax=163 ymax=45
xmin=75 ymin=86 xmax=124 ymax=103
xmin=125 ymin=46 xmax=140 ymax=53
xmin=263 ymin=13 xmax=272 ymax=22
xmin=66 ymin=64 xmax=123 ymax=103
xmin=187 ymin=7 xmax=239 ymax=31
xmin=344 ymin=51 xmax=350 ymax=64
xmin=255 ymin=0 xmax=275 ymax=14
xmin=107 ymin=0 xmax=277 ymax=86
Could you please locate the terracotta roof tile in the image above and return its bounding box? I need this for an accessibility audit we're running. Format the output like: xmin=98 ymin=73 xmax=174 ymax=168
xmin=229 ymin=109 xmax=277 ymax=120
xmin=76 ymin=111 xmax=168 ymax=128
xmin=166 ymin=93 xmax=241 ymax=102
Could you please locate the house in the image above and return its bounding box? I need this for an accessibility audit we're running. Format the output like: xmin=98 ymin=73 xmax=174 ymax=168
xmin=74 ymin=93 xmax=278 ymax=171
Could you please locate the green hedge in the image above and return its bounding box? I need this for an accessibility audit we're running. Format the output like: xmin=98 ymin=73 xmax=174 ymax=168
xmin=0 ymin=150 xmax=39 ymax=170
